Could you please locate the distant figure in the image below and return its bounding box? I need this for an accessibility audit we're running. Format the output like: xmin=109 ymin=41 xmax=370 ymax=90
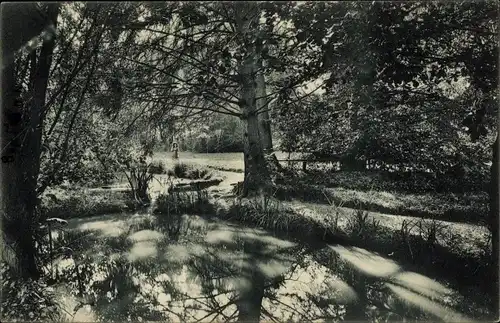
xmin=171 ymin=141 xmax=179 ymax=159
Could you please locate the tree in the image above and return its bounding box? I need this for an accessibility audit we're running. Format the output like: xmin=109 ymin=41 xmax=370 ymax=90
xmin=1 ymin=3 xmax=60 ymax=278
xmin=337 ymin=0 xmax=499 ymax=312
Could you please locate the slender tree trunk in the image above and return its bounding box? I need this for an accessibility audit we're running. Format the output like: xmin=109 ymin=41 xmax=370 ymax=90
xmin=489 ymin=133 xmax=499 ymax=316
xmin=1 ymin=3 xmax=59 ymax=278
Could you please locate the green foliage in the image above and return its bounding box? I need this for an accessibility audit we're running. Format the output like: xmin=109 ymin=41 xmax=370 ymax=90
xmin=274 ymin=1 xmax=497 ymax=187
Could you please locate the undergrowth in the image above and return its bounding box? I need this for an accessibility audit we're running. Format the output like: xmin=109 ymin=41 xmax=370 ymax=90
xmin=40 ymin=188 xmax=127 ymax=220
xmin=274 ymin=182 xmax=487 ymax=225
xmin=1 ymin=262 xmax=63 ymax=322
xmin=154 ymin=190 xmax=215 ymax=216
xmin=168 ymin=162 xmax=214 ymax=180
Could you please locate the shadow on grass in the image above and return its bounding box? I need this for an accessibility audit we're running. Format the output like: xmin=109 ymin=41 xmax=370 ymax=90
xmin=274 ymin=182 xmax=488 ymax=225
xmin=212 ymin=197 xmax=496 ymax=319
xmin=47 ymin=199 xmax=495 ymax=322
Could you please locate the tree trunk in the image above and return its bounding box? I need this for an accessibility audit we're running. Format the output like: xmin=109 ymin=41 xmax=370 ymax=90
xmin=256 ymin=59 xmax=282 ymax=178
xmin=1 ymin=3 xmax=59 ymax=278
xmin=256 ymin=60 xmax=273 ymax=153
xmin=489 ymin=133 xmax=499 ymax=316
xmin=235 ymin=5 xmax=271 ymax=197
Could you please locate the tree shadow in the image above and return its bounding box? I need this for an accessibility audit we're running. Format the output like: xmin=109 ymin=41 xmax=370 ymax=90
xmin=52 ymin=212 xmax=490 ymax=322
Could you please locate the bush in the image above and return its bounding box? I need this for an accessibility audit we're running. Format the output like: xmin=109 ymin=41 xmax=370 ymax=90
xmin=154 ymin=190 xmax=215 ymax=216
xmin=148 ymin=161 xmax=167 ymax=174
xmin=1 ymin=263 xmax=63 ymax=322
xmin=169 ymin=162 xmax=213 ymax=180
xmin=40 ymin=187 xmax=128 ymax=220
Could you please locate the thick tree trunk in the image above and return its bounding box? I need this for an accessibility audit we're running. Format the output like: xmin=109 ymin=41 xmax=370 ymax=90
xmin=1 ymin=55 xmax=40 ymax=278
xmin=1 ymin=3 xmax=59 ymax=278
xmin=256 ymin=61 xmax=282 ymax=176
xmin=489 ymin=133 xmax=499 ymax=316
xmin=235 ymin=5 xmax=271 ymax=197
xmin=256 ymin=60 xmax=273 ymax=153
xmin=242 ymin=102 xmax=271 ymax=196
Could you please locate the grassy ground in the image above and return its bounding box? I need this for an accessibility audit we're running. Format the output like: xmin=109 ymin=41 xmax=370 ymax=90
xmin=152 ymin=151 xmax=488 ymax=225
xmin=27 ymin=152 xmax=494 ymax=321
xmin=33 ymin=191 xmax=492 ymax=322
xmin=275 ymin=183 xmax=488 ymax=225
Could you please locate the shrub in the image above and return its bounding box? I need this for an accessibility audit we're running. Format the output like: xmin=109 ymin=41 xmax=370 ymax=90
xmin=171 ymin=162 xmax=189 ymax=178
xmin=154 ymin=190 xmax=215 ymax=216
xmin=169 ymin=162 xmax=214 ymax=180
xmin=1 ymin=262 xmax=63 ymax=322
xmin=40 ymin=188 xmax=127 ymax=220
xmin=148 ymin=160 xmax=167 ymax=174
xmin=186 ymin=167 xmax=211 ymax=180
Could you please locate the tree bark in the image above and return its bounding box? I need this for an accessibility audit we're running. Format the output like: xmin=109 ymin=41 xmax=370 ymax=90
xmin=1 ymin=3 xmax=59 ymax=278
xmin=235 ymin=4 xmax=271 ymax=197
xmin=256 ymin=60 xmax=273 ymax=153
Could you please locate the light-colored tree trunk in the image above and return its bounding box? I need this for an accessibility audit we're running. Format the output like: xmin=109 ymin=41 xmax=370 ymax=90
xmin=256 ymin=60 xmax=273 ymax=153
xmin=235 ymin=4 xmax=271 ymax=197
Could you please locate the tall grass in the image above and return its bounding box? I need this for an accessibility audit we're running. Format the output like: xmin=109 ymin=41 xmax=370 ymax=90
xmin=154 ymin=190 xmax=215 ymax=216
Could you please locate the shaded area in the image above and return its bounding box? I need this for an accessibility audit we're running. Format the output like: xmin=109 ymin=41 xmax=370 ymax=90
xmin=49 ymin=209 xmax=491 ymax=322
